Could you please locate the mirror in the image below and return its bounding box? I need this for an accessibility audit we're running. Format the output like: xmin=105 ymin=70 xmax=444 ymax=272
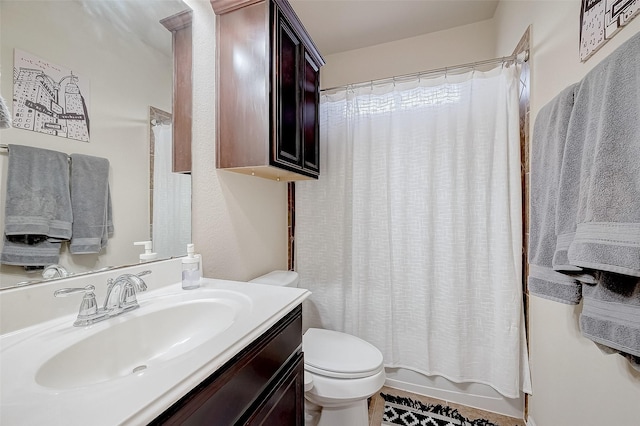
xmin=0 ymin=0 xmax=191 ymax=289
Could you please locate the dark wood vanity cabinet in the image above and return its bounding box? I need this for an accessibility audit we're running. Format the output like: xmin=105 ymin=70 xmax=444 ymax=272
xmin=212 ymin=0 xmax=324 ymax=181
xmin=151 ymin=305 xmax=304 ymax=425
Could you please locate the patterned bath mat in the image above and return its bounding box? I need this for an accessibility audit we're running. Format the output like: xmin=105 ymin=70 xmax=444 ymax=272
xmin=381 ymin=393 xmax=499 ymax=426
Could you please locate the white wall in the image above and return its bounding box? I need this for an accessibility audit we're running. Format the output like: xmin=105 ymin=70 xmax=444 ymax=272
xmin=0 ymin=1 xmax=173 ymax=288
xmin=320 ymin=18 xmax=496 ymax=89
xmin=492 ymin=2 xmax=640 ymax=425
xmin=186 ymin=0 xmax=288 ymax=282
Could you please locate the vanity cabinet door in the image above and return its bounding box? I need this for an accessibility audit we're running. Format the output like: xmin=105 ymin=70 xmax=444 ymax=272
xmin=243 ymin=353 xmax=305 ymax=426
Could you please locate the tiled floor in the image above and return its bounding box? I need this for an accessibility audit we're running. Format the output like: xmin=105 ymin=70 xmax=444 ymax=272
xmin=368 ymin=386 xmax=525 ymax=426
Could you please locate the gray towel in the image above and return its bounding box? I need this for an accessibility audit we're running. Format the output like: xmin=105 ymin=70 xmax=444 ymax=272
xmin=580 ymin=273 xmax=640 ymax=357
xmin=528 ymin=84 xmax=582 ymax=304
xmin=552 ymin=100 xmax=586 ymax=274
xmin=565 ymin=32 xmax=640 ymax=363
xmin=1 ymin=144 xmax=71 ymax=267
xmin=566 ymin=32 xmax=640 ymax=276
xmin=0 ymin=237 xmax=61 ymax=266
xmin=69 ymin=154 xmax=113 ymax=254
xmin=3 ymin=144 xmax=72 ymax=241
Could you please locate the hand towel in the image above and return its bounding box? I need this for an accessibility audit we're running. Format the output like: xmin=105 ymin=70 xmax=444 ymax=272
xmin=528 ymin=84 xmax=582 ymax=304
xmin=565 ymin=31 xmax=640 ymax=276
xmin=69 ymin=153 xmax=113 ymax=254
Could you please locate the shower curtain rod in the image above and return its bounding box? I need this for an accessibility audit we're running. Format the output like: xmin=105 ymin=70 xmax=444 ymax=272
xmin=321 ymin=50 xmax=529 ymax=93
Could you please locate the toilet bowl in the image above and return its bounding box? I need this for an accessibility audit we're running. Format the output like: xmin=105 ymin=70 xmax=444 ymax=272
xmin=249 ymin=271 xmax=386 ymax=426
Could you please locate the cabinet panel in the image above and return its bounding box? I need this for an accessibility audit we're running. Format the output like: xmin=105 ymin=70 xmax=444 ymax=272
xmin=243 ymin=353 xmax=304 ymax=425
xmin=274 ymin=15 xmax=301 ymax=167
xmin=302 ymin=51 xmax=320 ymax=174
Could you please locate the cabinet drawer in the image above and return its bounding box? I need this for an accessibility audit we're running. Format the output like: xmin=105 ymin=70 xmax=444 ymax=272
xmin=152 ymin=305 xmax=302 ymax=425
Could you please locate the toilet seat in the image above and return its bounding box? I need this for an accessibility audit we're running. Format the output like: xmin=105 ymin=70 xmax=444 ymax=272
xmin=303 ymin=328 xmax=384 ymax=379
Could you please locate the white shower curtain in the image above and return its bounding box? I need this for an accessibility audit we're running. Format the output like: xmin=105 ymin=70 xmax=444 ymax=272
xmin=296 ymin=66 xmax=531 ymax=398
xmin=152 ymin=124 xmax=191 ymax=258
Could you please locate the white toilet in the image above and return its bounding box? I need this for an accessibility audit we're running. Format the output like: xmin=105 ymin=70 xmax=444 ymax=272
xmin=250 ymin=270 xmax=386 ymax=426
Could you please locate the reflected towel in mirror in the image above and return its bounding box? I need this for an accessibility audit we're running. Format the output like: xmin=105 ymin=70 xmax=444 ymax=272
xmin=69 ymin=154 xmax=113 ymax=254
xmin=0 ymin=144 xmax=72 ymax=266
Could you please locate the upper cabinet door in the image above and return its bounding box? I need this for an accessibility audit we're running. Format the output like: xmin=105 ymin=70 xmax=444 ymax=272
xmin=212 ymin=0 xmax=324 ymax=181
xmin=274 ymin=14 xmax=302 ymax=168
xmin=302 ymin=50 xmax=320 ymax=174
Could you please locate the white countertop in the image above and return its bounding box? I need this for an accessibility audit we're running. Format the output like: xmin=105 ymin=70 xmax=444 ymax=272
xmin=0 ymin=278 xmax=310 ymax=425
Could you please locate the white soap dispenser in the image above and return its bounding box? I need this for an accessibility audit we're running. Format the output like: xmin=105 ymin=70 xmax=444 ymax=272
xmin=182 ymin=243 xmax=201 ymax=290
xmin=134 ymin=241 xmax=158 ymax=263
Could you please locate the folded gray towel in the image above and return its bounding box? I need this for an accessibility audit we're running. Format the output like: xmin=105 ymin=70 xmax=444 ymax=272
xmin=566 ymin=32 xmax=640 ymax=276
xmin=69 ymin=154 xmax=113 ymax=254
xmin=567 ymin=32 xmax=640 ymax=364
xmin=0 ymin=237 xmax=61 ymax=266
xmin=580 ymin=272 xmax=640 ymax=357
xmin=3 ymin=144 xmax=72 ymax=241
xmin=528 ymin=84 xmax=582 ymax=304
xmin=1 ymin=144 xmax=71 ymax=266
xmin=552 ymin=101 xmax=585 ymax=274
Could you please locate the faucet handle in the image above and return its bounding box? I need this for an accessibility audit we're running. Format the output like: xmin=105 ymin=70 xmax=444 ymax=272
xmin=54 ymin=285 xmax=107 ymax=326
xmin=54 ymin=285 xmax=96 ymax=297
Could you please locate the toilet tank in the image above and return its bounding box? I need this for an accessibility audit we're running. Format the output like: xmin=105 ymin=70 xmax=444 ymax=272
xmin=249 ymin=270 xmax=299 ymax=287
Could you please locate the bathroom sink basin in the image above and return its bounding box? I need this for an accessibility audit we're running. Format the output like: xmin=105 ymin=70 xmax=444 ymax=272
xmin=1 ymin=278 xmax=310 ymax=426
xmin=35 ymin=297 xmax=239 ymax=389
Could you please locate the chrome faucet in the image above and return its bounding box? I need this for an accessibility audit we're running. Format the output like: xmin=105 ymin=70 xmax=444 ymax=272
xmin=103 ymin=271 xmax=150 ymax=315
xmin=54 ymin=270 xmax=151 ymax=326
xmin=43 ymin=264 xmax=71 ymax=279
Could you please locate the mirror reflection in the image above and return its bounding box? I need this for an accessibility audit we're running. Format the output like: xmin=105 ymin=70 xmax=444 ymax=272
xmin=0 ymin=0 xmax=191 ymax=289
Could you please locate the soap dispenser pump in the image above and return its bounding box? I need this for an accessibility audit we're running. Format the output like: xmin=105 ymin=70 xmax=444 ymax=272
xmin=182 ymin=243 xmax=201 ymax=290
xmin=134 ymin=241 xmax=158 ymax=263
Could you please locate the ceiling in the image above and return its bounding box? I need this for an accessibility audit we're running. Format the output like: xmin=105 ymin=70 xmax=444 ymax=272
xmin=289 ymin=0 xmax=500 ymax=56
xmin=79 ymin=0 xmax=187 ymax=57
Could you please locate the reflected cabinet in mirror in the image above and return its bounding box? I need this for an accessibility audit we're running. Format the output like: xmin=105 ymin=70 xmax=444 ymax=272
xmin=0 ymin=0 xmax=192 ymax=289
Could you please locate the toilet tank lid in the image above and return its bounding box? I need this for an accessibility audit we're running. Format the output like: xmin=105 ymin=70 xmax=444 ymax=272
xmin=303 ymin=328 xmax=384 ymax=377
xmin=249 ymin=270 xmax=299 ymax=287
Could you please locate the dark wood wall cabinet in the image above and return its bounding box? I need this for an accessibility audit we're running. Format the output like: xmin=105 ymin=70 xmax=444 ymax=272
xmin=151 ymin=305 xmax=304 ymax=425
xmin=161 ymin=10 xmax=193 ymax=174
xmin=212 ymin=0 xmax=325 ymax=181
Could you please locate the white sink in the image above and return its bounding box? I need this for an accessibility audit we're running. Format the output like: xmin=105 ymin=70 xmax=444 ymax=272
xmin=36 ymin=296 xmax=241 ymax=389
xmin=0 ymin=279 xmax=309 ymax=426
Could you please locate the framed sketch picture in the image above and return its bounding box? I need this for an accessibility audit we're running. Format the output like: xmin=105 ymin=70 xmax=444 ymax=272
xmin=13 ymin=49 xmax=90 ymax=142
xmin=580 ymin=0 xmax=640 ymax=61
